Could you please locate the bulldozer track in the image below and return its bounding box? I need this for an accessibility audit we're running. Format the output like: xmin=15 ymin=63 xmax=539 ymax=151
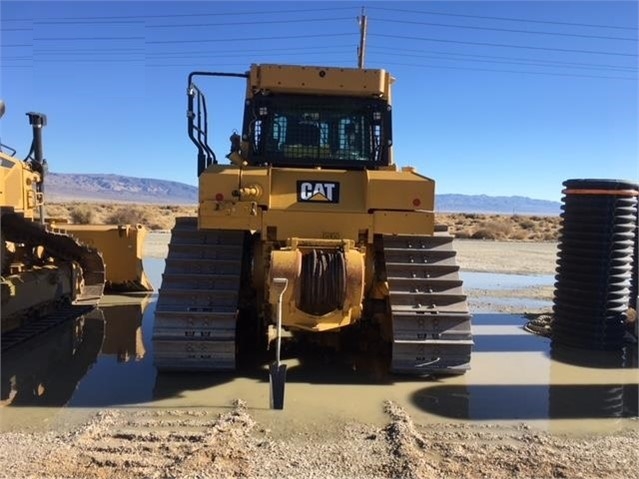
xmin=1 ymin=213 xmax=105 ymax=303
xmin=1 ymin=303 xmax=96 ymax=351
xmin=152 ymin=217 xmax=245 ymax=371
xmin=382 ymin=233 xmax=473 ymax=375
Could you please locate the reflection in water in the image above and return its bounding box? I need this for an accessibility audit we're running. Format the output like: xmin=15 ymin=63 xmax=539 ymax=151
xmin=101 ymin=297 xmax=151 ymax=362
xmin=472 ymin=333 xmax=549 ymax=353
xmin=411 ymin=384 xmax=638 ymax=420
xmin=461 ymin=272 xmax=554 ymax=290
xmin=549 ymin=343 xmax=638 ymax=420
xmin=153 ymin=346 xmax=393 ymax=400
xmin=1 ymin=296 xmax=153 ymax=408
xmin=413 ymin=318 xmax=638 ymax=421
xmin=1 ymin=309 xmax=105 ymax=407
xmin=550 ymin=343 xmax=638 ymax=369
xmin=66 ymin=297 xmax=155 ymax=407
xmin=549 ymin=385 xmax=625 ymax=419
xmin=153 ymin=371 xmax=237 ymax=400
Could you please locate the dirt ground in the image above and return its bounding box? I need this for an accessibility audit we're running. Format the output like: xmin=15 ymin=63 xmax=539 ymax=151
xmin=0 ymin=400 xmax=637 ymax=479
xmin=47 ymin=203 xmax=562 ymax=242
xmin=1 ymin=237 xmax=637 ymax=479
xmin=144 ymin=232 xmax=559 ymax=274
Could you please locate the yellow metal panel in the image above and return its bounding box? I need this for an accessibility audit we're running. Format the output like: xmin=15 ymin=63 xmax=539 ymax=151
xmin=1 ymin=264 xmax=77 ymax=332
xmin=59 ymin=224 xmax=152 ymax=291
xmin=198 ymin=164 xmax=240 ymax=203
xmin=199 ymin=201 xmax=262 ymax=231
xmin=0 ymin=153 xmax=38 ymax=219
xmin=268 ymin=245 xmax=364 ymax=332
xmin=262 ymin=210 xmax=372 ymax=242
xmin=373 ymin=210 xmax=435 ymax=236
xmin=249 ymin=64 xmax=392 ymax=99
xmin=366 ymin=169 xmax=435 ymax=211
xmin=269 ymin=167 xmax=367 ymax=212
xmin=239 ymin=166 xmax=271 ymax=208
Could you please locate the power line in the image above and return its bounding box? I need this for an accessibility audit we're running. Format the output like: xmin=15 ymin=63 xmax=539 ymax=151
xmin=375 ymin=60 xmax=637 ymax=81
xmin=370 ymin=50 xmax=636 ymax=73
xmin=147 ymin=33 xmax=357 ymax=45
xmin=8 ymin=46 xmax=631 ymax=74
xmin=35 ymin=20 xmax=142 ymax=25
xmin=144 ymin=44 xmax=356 ymax=55
xmin=2 ymin=6 xmax=358 ymax=22
xmin=370 ymin=33 xmax=638 ymax=57
xmin=145 ymin=60 xmax=358 ymax=69
xmin=1 ymin=16 xmax=357 ymax=30
xmin=147 ymin=17 xmax=355 ymax=28
xmin=3 ymin=33 xmax=356 ymax=47
xmin=3 ymin=50 xmax=355 ymax=62
xmin=33 ymin=36 xmax=144 ymax=41
xmin=35 ymin=47 xmax=146 ymax=53
xmin=30 ymin=44 xmax=355 ymax=55
xmin=368 ymin=45 xmax=638 ymax=71
xmin=371 ymin=17 xmax=637 ymax=42
xmin=145 ymin=50 xmax=354 ymax=60
xmin=3 ymin=57 xmax=143 ymax=63
xmin=367 ymin=6 xmax=638 ymax=31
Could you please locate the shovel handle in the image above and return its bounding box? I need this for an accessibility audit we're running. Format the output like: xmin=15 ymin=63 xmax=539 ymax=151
xmin=271 ymin=277 xmax=288 ymax=367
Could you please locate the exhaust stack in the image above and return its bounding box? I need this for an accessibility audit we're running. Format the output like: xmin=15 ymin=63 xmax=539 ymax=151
xmin=26 ymin=112 xmax=47 ymax=224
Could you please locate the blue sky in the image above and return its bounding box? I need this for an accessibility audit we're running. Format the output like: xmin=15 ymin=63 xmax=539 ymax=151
xmin=1 ymin=0 xmax=637 ymax=201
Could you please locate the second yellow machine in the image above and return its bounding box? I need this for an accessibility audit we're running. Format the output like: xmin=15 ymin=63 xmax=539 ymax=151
xmin=153 ymin=64 xmax=472 ymax=376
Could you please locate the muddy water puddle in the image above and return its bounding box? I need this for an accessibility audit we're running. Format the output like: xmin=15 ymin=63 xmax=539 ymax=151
xmin=462 ymin=271 xmax=554 ymax=312
xmin=1 ymin=259 xmax=637 ymax=435
xmin=462 ymin=271 xmax=555 ymax=290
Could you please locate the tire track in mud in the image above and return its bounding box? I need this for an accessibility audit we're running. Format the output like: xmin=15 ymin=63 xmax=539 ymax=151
xmin=42 ymin=400 xmax=257 ymax=479
xmin=16 ymin=400 xmax=639 ymax=479
xmin=382 ymin=401 xmax=439 ymax=479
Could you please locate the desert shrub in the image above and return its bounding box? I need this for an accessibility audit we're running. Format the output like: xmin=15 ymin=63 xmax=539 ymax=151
xmin=471 ymin=228 xmax=498 ymax=240
xmin=105 ymin=207 xmax=148 ymax=225
xmin=510 ymin=230 xmax=528 ymax=241
xmin=45 ymin=204 xmax=69 ymax=219
xmin=146 ymin=221 xmax=165 ymax=230
xmin=518 ymin=219 xmax=536 ymax=230
xmin=69 ymin=205 xmax=95 ymax=224
xmin=482 ymin=220 xmax=512 ymax=235
xmin=469 ymin=220 xmax=513 ymax=240
xmin=452 ymin=229 xmax=472 ymax=239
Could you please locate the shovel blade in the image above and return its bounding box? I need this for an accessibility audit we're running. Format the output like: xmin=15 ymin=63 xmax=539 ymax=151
xmin=269 ymin=362 xmax=287 ymax=410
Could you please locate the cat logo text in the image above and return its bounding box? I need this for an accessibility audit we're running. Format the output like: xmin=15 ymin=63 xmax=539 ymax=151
xmin=297 ymin=181 xmax=340 ymax=203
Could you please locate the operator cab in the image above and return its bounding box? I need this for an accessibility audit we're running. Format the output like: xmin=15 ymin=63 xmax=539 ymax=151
xmin=244 ymin=93 xmax=392 ymax=169
xmin=187 ymin=64 xmax=394 ymax=175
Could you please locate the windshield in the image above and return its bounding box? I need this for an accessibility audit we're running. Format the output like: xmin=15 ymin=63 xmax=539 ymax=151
xmin=245 ymin=93 xmax=391 ymax=169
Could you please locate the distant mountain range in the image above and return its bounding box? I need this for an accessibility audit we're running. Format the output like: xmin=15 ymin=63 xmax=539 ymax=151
xmin=46 ymin=172 xmax=561 ymax=215
xmin=436 ymin=194 xmax=560 ymax=215
xmin=47 ymin=172 xmax=198 ymax=205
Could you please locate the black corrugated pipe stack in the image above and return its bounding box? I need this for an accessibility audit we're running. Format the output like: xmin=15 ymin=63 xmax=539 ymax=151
xmin=552 ymin=179 xmax=639 ymax=350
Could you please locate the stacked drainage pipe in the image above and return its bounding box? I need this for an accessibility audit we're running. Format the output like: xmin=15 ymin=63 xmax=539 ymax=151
xmin=553 ymin=179 xmax=639 ymax=350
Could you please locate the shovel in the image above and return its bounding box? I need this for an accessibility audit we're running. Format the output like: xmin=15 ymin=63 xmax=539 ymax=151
xmin=269 ymin=277 xmax=288 ymax=410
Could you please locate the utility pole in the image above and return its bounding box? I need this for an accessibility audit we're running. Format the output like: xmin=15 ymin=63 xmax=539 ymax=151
xmin=357 ymin=7 xmax=367 ymax=69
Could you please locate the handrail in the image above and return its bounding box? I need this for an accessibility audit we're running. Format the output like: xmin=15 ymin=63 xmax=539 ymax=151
xmin=187 ymin=71 xmax=249 ymax=176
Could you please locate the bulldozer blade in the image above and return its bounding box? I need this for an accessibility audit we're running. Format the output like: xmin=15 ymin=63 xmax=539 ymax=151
xmin=53 ymin=223 xmax=153 ymax=292
xmin=269 ymin=362 xmax=287 ymax=410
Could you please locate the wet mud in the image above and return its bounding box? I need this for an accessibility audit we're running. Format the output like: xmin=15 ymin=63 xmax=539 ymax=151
xmin=1 ymin=242 xmax=637 ymax=478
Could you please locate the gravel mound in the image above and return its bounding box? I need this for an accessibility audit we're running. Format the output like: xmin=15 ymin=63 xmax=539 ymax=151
xmin=1 ymin=400 xmax=637 ymax=478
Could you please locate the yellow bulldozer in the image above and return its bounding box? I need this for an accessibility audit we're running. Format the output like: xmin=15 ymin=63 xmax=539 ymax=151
xmin=153 ymin=64 xmax=472 ymax=381
xmin=0 ymin=100 xmax=152 ymax=337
